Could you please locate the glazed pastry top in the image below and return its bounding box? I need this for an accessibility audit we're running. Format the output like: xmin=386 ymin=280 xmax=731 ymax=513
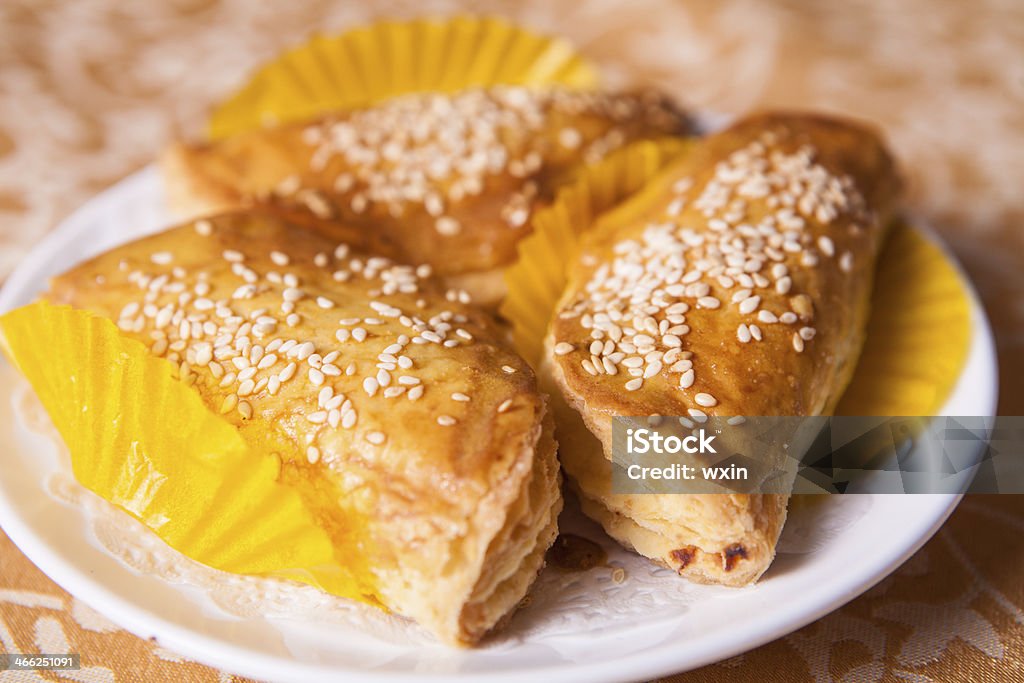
xmin=164 ymin=86 xmax=689 ymax=279
xmin=47 ymin=210 xmax=545 ymax=499
xmin=549 ymin=112 xmax=901 ymax=420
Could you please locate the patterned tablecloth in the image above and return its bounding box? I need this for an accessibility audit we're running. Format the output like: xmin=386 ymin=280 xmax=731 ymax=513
xmin=1 ymin=1 xmax=1021 ymax=681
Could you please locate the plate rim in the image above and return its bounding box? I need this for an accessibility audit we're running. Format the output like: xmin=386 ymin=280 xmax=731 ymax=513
xmin=0 ymin=165 xmax=1000 ymax=683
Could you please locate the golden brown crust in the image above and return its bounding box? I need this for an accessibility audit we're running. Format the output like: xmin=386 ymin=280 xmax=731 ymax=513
xmin=160 ymin=86 xmax=690 ymax=306
xmin=545 ymin=112 xmax=901 ymax=585
xmin=47 ymin=210 xmax=561 ymax=644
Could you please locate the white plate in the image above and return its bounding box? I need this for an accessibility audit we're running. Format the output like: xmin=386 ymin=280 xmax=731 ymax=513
xmin=0 ymin=167 xmax=998 ymax=683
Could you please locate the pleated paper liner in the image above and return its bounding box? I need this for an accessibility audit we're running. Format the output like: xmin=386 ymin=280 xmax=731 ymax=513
xmin=208 ymin=16 xmax=599 ymax=139
xmin=501 ymin=140 xmax=972 ymax=417
xmin=833 ymin=224 xmax=970 ymax=416
xmin=0 ymin=302 xmax=376 ymax=604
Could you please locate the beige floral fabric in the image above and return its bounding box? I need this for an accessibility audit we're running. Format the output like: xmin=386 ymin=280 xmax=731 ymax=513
xmin=0 ymin=529 xmax=254 ymax=682
xmin=0 ymin=1 xmax=1021 ymax=681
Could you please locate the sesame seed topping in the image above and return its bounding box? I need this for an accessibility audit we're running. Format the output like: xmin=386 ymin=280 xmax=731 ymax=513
xmin=839 ymin=251 xmax=854 ymax=272
xmin=554 ymin=342 xmax=574 ymax=355
xmin=425 ymin=194 xmax=444 ymax=217
xmin=278 ymin=362 xmax=297 ymax=382
xmin=739 ymin=295 xmax=761 ymax=315
xmin=437 ymin=415 xmax=457 ymax=426
xmin=688 ymin=408 xmax=708 ymax=422
xmin=276 ymin=175 xmax=301 ymax=195
xmin=220 ymin=394 xmax=238 ymax=415
xmin=559 ymin=127 xmax=582 ymax=149
xmin=282 ymin=87 xmax=678 ymax=243
xmin=435 ymin=217 xmax=461 ymax=236
xmin=697 ymin=296 xmax=720 ymax=309
xmin=555 ymin=129 xmax=868 ymax=399
xmin=318 ymin=386 xmax=333 ymax=406
xmin=107 ymin=218 xmax=532 ymax=476
xmin=694 ymin=392 xmax=718 ymax=407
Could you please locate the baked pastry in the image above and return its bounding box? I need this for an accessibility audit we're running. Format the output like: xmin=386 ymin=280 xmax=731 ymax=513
xmin=544 ymin=112 xmax=901 ymax=585
xmin=162 ymin=86 xmax=690 ymax=306
xmin=40 ymin=210 xmax=561 ymax=645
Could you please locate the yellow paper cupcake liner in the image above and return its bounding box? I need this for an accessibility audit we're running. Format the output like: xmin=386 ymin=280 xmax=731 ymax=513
xmin=0 ymin=302 xmax=374 ymax=603
xmin=209 ymin=16 xmax=600 ymax=139
xmin=501 ymin=140 xmax=972 ymax=416
xmin=833 ymin=225 xmax=971 ymax=416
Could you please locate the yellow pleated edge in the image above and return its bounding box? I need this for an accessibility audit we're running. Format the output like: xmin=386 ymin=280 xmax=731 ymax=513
xmin=834 ymin=225 xmax=971 ymax=416
xmin=501 ymin=139 xmax=972 ymax=416
xmin=209 ymin=16 xmax=600 ymax=139
xmin=0 ymin=302 xmax=374 ymax=603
